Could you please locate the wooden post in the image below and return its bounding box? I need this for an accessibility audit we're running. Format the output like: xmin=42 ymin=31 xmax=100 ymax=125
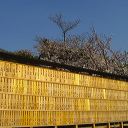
xmin=93 ymin=124 xmax=95 ymax=128
xmin=76 ymin=125 xmax=78 ymax=128
xmin=121 ymin=122 xmax=123 ymax=128
xmin=108 ymin=123 xmax=110 ymax=128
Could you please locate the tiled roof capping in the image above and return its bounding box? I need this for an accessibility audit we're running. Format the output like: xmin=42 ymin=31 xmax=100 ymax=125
xmin=0 ymin=51 xmax=128 ymax=81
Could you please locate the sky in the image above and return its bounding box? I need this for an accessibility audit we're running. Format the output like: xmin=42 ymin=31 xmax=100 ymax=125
xmin=0 ymin=0 xmax=128 ymax=52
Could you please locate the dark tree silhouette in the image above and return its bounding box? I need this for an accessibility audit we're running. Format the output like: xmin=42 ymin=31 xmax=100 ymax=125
xmin=14 ymin=49 xmax=34 ymax=58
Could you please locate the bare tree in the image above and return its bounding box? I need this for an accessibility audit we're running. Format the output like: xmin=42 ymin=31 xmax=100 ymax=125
xmin=49 ymin=14 xmax=80 ymax=42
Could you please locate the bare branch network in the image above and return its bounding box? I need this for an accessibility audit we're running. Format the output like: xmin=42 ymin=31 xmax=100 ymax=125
xmin=49 ymin=14 xmax=80 ymax=42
